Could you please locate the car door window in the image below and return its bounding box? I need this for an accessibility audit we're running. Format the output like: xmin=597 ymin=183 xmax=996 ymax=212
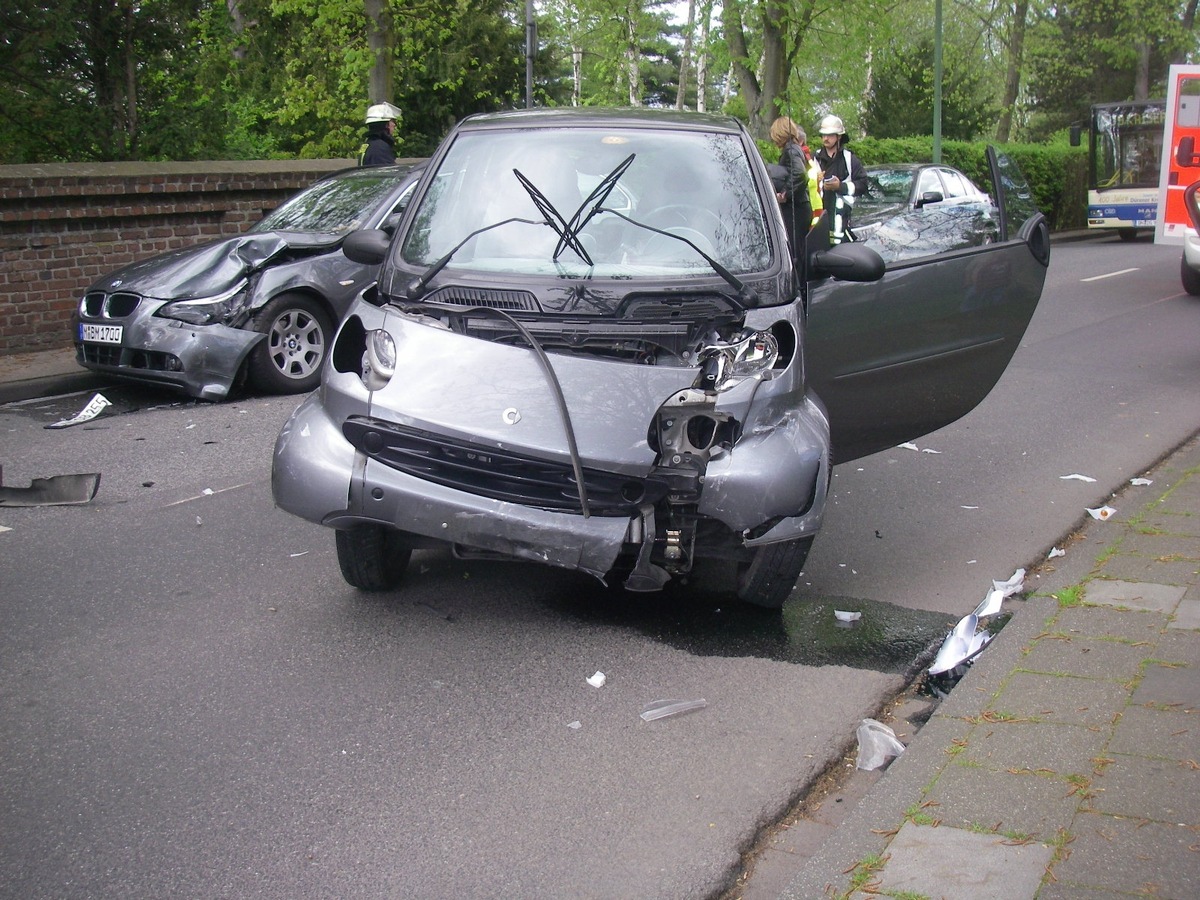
xmin=916 ymin=169 xmax=943 ymax=201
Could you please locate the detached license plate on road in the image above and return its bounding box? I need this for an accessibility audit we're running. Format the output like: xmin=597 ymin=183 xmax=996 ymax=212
xmin=79 ymin=323 xmax=123 ymax=344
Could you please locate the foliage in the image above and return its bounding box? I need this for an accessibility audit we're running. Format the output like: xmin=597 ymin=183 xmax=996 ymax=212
xmin=864 ymin=36 xmax=997 ymax=140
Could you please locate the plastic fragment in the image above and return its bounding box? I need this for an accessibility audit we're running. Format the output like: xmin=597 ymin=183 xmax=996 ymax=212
xmin=1060 ymin=473 xmax=1097 ymax=483
xmin=855 ymin=718 xmax=906 ymax=770
xmin=586 ymin=672 xmax=606 ymax=689
xmin=45 ymin=393 xmax=111 ymax=430
xmin=1130 ymin=477 xmax=1153 ymax=486
xmin=640 ymin=698 xmax=707 ymax=722
xmin=1087 ymin=505 xmax=1116 ymax=520
xmin=991 ymin=567 xmax=1025 ymax=599
xmin=567 ymin=721 xmax=582 ymax=730
xmin=834 ymin=609 xmax=862 ymax=622
xmin=1048 ymin=547 xmax=1066 ymax=559
xmin=898 ymin=442 xmax=919 ymax=451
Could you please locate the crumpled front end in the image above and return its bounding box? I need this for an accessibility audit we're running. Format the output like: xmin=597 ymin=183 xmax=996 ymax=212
xmin=272 ymin=296 xmax=830 ymax=588
xmin=74 ymin=301 xmax=263 ymax=400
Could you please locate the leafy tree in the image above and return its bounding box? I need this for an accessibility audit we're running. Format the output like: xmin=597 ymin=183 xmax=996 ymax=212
xmin=864 ymin=36 xmax=997 ymax=140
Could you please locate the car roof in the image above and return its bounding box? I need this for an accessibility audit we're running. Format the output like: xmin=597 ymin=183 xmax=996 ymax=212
xmin=455 ymin=107 xmax=748 ymax=135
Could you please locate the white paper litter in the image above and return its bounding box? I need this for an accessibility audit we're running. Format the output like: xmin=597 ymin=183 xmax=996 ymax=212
xmin=586 ymin=672 xmax=606 ymax=688
xmin=834 ymin=609 xmax=862 ymax=622
xmin=1048 ymin=547 xmax=1066 ymax=559
xmin=992 ymin=567 xmax=1025 ymax=599
xmin=1087 ymin=505 xmax=1116 ymax=520
xmin=898 ymin=442 xmax=919 ymax=450
xmin=1060 ymin=473 xmax=1097 ymax=483
xmin=1130 ymin=477 xmax=1153 ymax=486
xmin=45 ymin=393 xmax=111 ymax=429
xmin=856 ymin=718 xmax=906 ymax=770
xmin=567 ymin=721 xmax=582 ymax=730
xmin=921 ymin=448 xmax=942 ymax=454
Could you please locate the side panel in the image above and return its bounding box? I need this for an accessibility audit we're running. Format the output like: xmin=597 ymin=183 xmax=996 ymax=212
xmin=1155 ymin=64 xmax=1200 ymax=246
xmin=806 ymin=149 xmax=1048 ymax=464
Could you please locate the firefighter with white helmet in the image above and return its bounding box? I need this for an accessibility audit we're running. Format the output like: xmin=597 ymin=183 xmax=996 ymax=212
xmin=814 ymin=114 xmax=868 ymax=244
xmin=360 ymin=102 xmax=402 ymax=166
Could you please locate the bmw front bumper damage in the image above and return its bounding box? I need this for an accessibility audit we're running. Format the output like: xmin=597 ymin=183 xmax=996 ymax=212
xmin=272 ymin=301 xmax=829 ymax=589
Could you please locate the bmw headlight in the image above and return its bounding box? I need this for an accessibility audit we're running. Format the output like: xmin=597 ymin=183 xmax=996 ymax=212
xmin=157 ymin=280 xmax=251 ymax=326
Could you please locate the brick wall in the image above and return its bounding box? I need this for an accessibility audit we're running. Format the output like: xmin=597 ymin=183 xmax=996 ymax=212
xmin=0 ymin=160 xmax=361 ymax=356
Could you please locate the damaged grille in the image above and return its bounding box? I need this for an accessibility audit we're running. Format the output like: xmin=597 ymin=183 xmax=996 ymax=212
xmin=343 ymin=416 xmax=668 ymax=516
xmin=82 ymin=291 xmax=141 ymax=318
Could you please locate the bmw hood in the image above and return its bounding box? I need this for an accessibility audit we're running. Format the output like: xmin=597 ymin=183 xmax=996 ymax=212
xmin=89 ymin=232 xmax=340 ymax=300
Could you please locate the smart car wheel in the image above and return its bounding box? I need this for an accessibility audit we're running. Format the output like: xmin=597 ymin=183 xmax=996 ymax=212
xmin=736 ymin=537 xmax=814 ymax=609
xmin=1181 ymin=255 xmax=1200 ymax=296
xmin=248 ymin=294 xmax=333 ymax=394
xmin=335 ymin=525 xmax=413 ymax=591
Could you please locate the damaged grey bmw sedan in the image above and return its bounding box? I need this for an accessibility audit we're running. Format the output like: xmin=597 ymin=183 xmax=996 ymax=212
xmin=271 ymin=109 xmax=1049 ymax=608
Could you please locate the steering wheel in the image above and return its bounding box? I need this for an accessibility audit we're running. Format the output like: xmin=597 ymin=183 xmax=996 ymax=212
xmin=645 ymin=204 xmax=723 ymax=235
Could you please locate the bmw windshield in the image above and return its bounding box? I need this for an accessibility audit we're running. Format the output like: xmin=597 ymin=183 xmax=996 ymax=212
xmin=399 ymin=127 xmax=773 ymax=279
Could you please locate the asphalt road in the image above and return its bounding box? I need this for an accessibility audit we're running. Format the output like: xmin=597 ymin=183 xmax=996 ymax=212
xmin=1 ymin=233 xmax=1195 ymax=899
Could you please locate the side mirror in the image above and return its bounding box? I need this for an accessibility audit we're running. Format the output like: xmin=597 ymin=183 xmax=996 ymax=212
xmin=811 ymin=243 xmax=886 ymax=283
xmin=342 ymin=229 xmax=391 ymax=265
xmin=1069 ymin=125 xmax=1082 ymax=147
xmin=915 ymin=190 xmax=945 ymax=209
xmin=1177 ymin=136 xmax=1200 ymax=168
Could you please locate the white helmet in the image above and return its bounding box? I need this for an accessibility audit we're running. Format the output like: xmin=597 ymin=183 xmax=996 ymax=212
xmin=365 ymin=102 xmax=402 ymax=124
xmin=818 ymin=114 xmax=846 ymax=136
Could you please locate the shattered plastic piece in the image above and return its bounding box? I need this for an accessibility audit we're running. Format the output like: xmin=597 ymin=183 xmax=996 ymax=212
xmin=45 ymin=393 xmax=111 ymax=429
xmin=929 ymin=569 xmax=1017 ymax=676
xmin=586 ymin=671 xmax=606 ymax=688
xmin=921 ymin=448 xmax=942 ymax=454
xmin=834 ymin=609 xmax=862 ymax=622
xmin=202 ymin=488 xmax=214 ymax=495
xmin=639 ymin=698 xmax=707 ymax=722
xmin=1130 ymin=477 xmax=1153 ymax=486
xmin=897 ymin=442 xmax=919 ymax=451
xmin=1087 ymin=505 xmax=1116 ymax=520
xmin=567 ymin=721 xmax=582 ymax=730
xmin=1048 ymin=547 xmax=1066 ymax=559
xmin=1060 ymin=473 xmax=1097 ymax=483
xmin=855 ymin=718 xmax=906 ymax=770
xmin=0 ymin=468 xmax=100 ymax=507
xmin=289 ymin=550 xmax=310 ymax=558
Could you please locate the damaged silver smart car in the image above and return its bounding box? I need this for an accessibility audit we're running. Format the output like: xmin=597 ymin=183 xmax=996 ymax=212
xmin=271 ymin=109 xmax=1048 ymax=608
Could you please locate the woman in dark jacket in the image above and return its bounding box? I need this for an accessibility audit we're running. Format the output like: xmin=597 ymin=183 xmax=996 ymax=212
xmin=769 ymin=117 xmax=813 ymax=267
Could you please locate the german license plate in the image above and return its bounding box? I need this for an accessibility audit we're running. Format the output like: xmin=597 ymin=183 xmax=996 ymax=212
xmin=79 ymin=323 xmax=123 ymax=344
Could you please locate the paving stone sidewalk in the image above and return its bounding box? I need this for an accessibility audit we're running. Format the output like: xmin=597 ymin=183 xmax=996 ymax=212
xmin=782 ymin=434 xmax=1200 ymax=900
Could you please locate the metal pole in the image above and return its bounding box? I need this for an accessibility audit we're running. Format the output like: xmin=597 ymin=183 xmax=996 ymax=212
xmin=526 ymin=0 xmax=535 ymax=108
xmin=933 ymin=0 xmax=943 ymax=162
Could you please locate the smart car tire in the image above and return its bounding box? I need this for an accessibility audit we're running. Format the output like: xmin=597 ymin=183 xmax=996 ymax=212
xmin=335 ymin=525 xmax=414 ymax=591
xmin=248 ymin=293 xmax=334 ymax=394
xmin=1181 ymin=255 xmax=1200 ymax=296
xmin=736 ymin=537 xmax=814 ymax=609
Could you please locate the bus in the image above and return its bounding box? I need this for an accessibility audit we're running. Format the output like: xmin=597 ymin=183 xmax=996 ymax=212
xmin=1077 ymin=100 xmax=1166 ymax=239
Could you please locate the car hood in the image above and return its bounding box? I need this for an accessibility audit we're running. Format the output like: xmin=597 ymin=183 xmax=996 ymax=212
xmin=90 ymin=232 xmax=342 ymax=300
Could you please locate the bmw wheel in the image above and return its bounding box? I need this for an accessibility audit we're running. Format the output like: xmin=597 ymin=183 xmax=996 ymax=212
xmin=248 ymin=293 xmax=333 ymax=394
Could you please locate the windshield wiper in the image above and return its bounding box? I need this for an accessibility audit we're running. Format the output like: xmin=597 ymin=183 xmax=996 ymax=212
xmin=513 ymin=170 xmax=593 ymax=266
xmin=406 ymin=216 xmax=543 ymax=299
xmin=596 ymin=209 xmax=756 ymax=307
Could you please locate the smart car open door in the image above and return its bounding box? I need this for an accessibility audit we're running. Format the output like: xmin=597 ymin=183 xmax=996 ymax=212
xmin=804 ymin=147 xmax=1049 ymax=464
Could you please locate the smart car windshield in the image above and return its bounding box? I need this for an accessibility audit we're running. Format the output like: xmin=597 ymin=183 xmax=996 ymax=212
xmin=400 ymin=127 xmax=772 ymax=278
xmin=253 ymin=171 xmax=408 ymax=235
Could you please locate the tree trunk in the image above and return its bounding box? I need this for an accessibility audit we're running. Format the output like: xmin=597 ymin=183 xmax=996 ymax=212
xmin=676 ymin=0 xmax=695 ymax=109
xmin=696 ymin=2 xmax=710 ymax=112
xmin=994 ymin=0 xmax=1029 ymax=144
xmin=364 ymin=0 xmax=393 ymax=104
xmin=1134 ymin=42 xmax=1150 ymax=101
xmin=573 ymin=46 xmax=582 ymax=107
xmin=625 ymin=3 xmax=641 ymax=105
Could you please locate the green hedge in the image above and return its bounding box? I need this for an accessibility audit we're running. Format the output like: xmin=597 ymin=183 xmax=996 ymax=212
xmin=758 ymin=137 xmax=1089 ymax=232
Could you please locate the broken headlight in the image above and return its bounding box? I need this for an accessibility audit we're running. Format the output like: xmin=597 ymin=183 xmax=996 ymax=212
xmin=695 ymin=329 xmax=780 ymax=391
xmin=361 ymin=328 xmax=396 ymax=391
xmin=158 ymin=280 xmax=251 ymax=326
